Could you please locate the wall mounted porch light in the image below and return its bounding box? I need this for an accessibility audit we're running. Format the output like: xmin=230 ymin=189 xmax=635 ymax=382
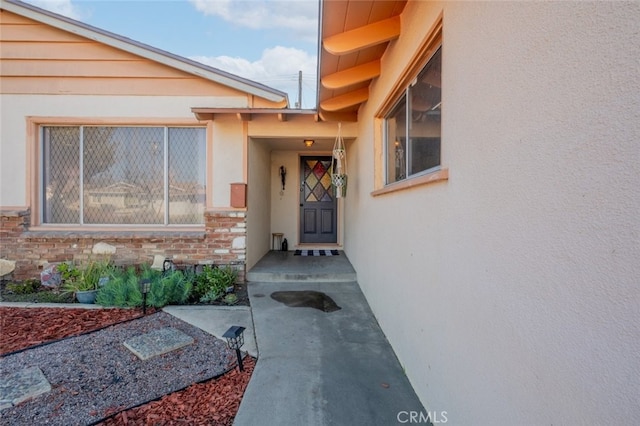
xmin=223 ymin=325 xmax=246 ymax=371
xmin=304 ymin=139 xmax=315 ymax=148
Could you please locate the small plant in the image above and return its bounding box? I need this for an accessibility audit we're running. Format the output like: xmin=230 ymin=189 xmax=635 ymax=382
xmin=222 ymin=293 xmax=238 ymax=305
xmin=96 ymin=266 xmax=142 ymax=307
xmin=146 ymin=268 xmax=193 ymax=308
xmin=6 ymin=279 xmax=41 ymax=295
xmin=60 ymin=259 xmax=114 ymax=295
xmin=192 ymin=265 xmax=238 ymax=303
xmin=83 ymin=259 xmax=115 ymax=289
xmin=57 ymin=262 xmax=81 ymax=284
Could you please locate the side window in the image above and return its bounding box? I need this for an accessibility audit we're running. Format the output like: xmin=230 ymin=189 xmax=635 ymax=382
xmin=385 ymin=47 xmax=441 ymax=184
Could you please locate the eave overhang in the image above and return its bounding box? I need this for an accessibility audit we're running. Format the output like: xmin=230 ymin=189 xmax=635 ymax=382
xmin=317 ymin=0 xmax=408 ymax=122
xmin=191 ymin=108 xmax=320 ymax=122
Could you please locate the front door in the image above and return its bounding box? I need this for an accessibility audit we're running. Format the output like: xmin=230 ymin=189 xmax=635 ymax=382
xmin=299 ymin=156 xmax=337 ymax=244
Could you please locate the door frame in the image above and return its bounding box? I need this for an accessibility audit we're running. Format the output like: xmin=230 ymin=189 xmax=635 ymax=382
xmin=298 ymin=155 xmax=338 ymax=245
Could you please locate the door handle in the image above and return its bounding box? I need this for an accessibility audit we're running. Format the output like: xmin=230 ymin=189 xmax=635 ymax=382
xmin=300 ymin=204 xmax=303 ymax=207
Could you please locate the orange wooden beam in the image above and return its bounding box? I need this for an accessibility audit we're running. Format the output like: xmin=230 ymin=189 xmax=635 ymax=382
xmin=318 ymin=110 xmax=358 ymax=122
xmin=323 ymin=16 xmax=401 ymax=56
xmin=322 ymin=60 xmax=381 ymax=90
xmin=320 ymin=87 xmax=369 ymax=112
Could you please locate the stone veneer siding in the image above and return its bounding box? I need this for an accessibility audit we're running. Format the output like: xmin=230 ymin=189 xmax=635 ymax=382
xmin=0 ymin=209 xmax=246 ymax=282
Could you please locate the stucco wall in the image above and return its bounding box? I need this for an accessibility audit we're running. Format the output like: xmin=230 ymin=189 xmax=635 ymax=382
xmin=346 ymin=1 xmax=640 ymax=424
xmin=210 ymin=116 xmax=246 ymax=208
xmin=246 ymin=138 xmax=271 ymax=269
xmin=270 ymin=150 xmax=300 ymax=247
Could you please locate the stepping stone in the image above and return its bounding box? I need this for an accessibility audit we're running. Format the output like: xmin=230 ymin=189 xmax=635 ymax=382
xmin=123 ymin=327 xmax=194 ymax=361
xmin=0 ymin=366 xmax=51 ymax=410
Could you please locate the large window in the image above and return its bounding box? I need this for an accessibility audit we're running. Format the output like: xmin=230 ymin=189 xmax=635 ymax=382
xmin=385 ymin=47 xmax=441 ymax=184
xmin=42 ymin=126 xmax=206 ymax=226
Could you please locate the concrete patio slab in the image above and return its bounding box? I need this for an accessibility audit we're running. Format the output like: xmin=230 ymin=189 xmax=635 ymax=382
xmin=123 ymin=327 xmax=194 ymax=361
xmin=0 ymin=366 xmax=51 ymax=410
xmin=246 ymin=251 xmax=357 ymax=282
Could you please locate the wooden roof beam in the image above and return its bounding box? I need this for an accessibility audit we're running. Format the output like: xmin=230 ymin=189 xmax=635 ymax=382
xmin=194 ymin=112 xmax=214 ymax=121
xmin=318 ymin=110 xmax=358 ymax=123
xmin=322 ymin=60 xmax=381 ymax=90
xmin=323 ymin=15 xmax=401 ymax=56
xmin=237 ymin=113 xmax=252 ymax=121
xmin=320 ymin=87 xmax=369 ymax=112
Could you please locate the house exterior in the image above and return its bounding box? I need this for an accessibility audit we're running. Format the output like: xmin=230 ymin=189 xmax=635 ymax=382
xmin=2 ymin=0 xmax=639 ymax=424
xmin=0 ymin=0 xmax=353 ymax=281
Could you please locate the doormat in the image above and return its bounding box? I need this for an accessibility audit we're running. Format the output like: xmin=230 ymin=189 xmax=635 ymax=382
xmin=294 ymin=250 xmax=339 ymax=256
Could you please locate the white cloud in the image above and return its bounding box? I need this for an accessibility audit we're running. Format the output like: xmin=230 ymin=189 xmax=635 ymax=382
xmin=25 ymin=0 xmax=83 ymax=20
xmin=189 ymin=0 xmax=318 ymax=42
xmin=191 ymin=45 xmax=317 ymax=108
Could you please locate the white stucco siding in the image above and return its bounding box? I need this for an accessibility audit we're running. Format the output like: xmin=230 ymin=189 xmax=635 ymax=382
xmin=270 ymin=151 xmax=300 ymax=246
xmin=0 ymin=94 xmax=247 ymax=206
xmin=210 ymin=116 xmax=245 ymax=208
xmin=348 ymin=1 xmax=640 ymax=424
xmin=246 ymin=139 xmax=272 ymax=269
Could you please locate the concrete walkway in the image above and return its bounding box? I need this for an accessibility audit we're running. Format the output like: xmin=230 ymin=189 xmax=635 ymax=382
xmin=235 ymin=253 xmax=426 ymax=425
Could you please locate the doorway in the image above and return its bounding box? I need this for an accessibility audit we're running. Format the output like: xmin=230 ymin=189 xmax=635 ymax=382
xmin=299 ymin=156 xmax=337 ymax=244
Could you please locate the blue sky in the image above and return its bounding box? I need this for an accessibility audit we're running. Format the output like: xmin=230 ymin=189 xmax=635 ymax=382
xmin=25 ymin=0 xmax=320 ymax=108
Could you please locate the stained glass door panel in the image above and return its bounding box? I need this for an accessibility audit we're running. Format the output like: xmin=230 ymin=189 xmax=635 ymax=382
xmin=299 ymin=157 xmax=337 ymax=243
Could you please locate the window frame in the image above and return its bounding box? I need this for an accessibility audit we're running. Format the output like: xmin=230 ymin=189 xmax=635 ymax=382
xmin=372 ymin=15 xmax=447 ymax=196
xmin=384 ymin=47 xmax=442 ymax=185
xmin=29 ymin=118 xmax=210 ymax=230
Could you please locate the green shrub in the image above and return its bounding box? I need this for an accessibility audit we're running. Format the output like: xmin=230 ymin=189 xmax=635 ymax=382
xmin=162 ymin=270 xmax=192 ymax=305
xmin=6 ymin=279 xmax=41 ymax=294
xmin=191 ymin=265 xmax=238 ymax=303
xmin=96 ymin=267 xmax=142 ymax=307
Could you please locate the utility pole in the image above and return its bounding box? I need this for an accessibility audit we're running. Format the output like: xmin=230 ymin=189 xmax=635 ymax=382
xmin=297 ymin=70 xmax=302 ymax=109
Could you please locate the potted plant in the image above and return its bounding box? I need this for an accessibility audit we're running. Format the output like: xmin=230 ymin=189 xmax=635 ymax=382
xmin=59 ymin=259 xmax=113 ymax=304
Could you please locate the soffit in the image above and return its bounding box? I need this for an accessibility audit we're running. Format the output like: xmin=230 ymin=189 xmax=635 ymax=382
xmin=318 ymin=0 xmax=407 ymax=122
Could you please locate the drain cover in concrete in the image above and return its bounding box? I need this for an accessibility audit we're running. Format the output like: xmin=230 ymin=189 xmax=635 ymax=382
xmin=123 ymin=327 xmax=194 ymax=361
xmin=0 ymin=366 xmax=51 ymax=410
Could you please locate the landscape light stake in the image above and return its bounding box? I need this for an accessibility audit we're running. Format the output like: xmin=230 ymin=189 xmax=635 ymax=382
xmin=223 ymin=325 xmax=246 ymax=371
xmin=140 ymin=279 xmax=151 ymax=315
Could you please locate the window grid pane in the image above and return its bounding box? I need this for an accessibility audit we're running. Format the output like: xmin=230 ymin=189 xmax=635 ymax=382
xmin=168 ymin=128 xmax=206 ymax=225
xmin=43 ymin=127 xmax=81 ymax=224
xmin=83 ymin=127 xmax=165 ymax=225
xmin=42 ymin=126 xmax=205 ymax=226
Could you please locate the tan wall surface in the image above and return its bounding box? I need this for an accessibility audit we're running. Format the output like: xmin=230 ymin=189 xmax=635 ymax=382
xmin=246 ymin=139 xmax=271 ymax=268
xmin=270 ymin=151 xmax=301 ymax=246
xmin=346 ymin=1 xmax=640 ymax=424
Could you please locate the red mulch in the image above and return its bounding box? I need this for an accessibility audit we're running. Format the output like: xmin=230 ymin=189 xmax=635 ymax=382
xmin=0 ymin=307 xmax=143 ymax=355
xmin=0 ymin=307 xmax=255 ymax=425
xmin=99 ymin=357 xmax=255 ymax=426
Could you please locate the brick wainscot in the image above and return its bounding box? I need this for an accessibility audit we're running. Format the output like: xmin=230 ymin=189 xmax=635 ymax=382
xmin=0 ymin=209 xmax=246 ymax=281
